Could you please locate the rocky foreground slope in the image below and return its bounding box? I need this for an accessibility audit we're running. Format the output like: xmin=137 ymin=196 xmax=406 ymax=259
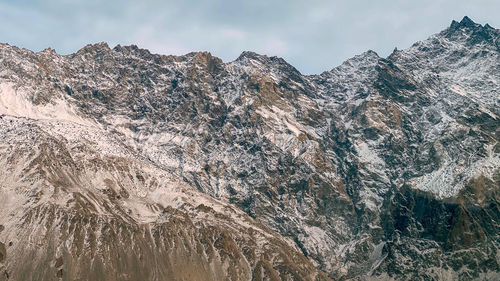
xmin=0 ymin=16 xmax=498 ymax=280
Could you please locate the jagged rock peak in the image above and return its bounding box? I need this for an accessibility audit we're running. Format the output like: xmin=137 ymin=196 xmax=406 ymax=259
xmin=449 ymin=16 xmax=478 ymax=30
xmin=358 ymin=49 xmax=380 ymax=60
xmin=40 ymin=47 xmax=58 ymax=54
xmin=72 ymin=42 xmax=112 ymax=58
xmin=236 ymin=50 xmax=289 ymax=66
xmin=79 ymin=42 xmax=111 ymax=52
xmin=113 ymin=44 xmax=141 ymax=53
xmin=443 ymin=16 xmax=499 ymax=45
xmin=184 ymin=50 xmax=217 ymax=61
xmin=484 ymin=23 xmax=494 ymax=30
xmin=458 ymin=16 xmax=478 ymax=28
xmin=236 ymin=50 xmax=266 ymax=61
xmin=447 ymin=16 xmax=498 ymax=34
xmin=235 ymin=50 xmax=303 ymax=77
xmin=333 ymin=49 xmax=380 ymax=70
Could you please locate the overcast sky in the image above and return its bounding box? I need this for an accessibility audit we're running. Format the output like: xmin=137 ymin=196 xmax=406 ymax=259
xmin=1 ymin=0 xmax=499 ymax=74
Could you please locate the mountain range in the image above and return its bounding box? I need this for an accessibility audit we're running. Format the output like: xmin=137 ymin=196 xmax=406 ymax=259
xmin=0 ymin=16 xmax=498 ymax=280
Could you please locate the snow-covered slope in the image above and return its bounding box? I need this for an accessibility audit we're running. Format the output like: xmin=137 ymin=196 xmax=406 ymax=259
xmin=0 ymin=100 xmax=330 ymax=281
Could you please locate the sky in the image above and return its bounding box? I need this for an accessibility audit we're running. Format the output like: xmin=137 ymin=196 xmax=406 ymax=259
xmin=0 ymin=0 xmax=499 ymax=74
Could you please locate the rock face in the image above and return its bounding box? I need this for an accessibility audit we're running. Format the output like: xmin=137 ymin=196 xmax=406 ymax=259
xmin=0 ymin=16 xmax=498 ymax=280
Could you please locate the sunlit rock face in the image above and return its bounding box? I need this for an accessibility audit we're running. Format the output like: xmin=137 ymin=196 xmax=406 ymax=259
xmin=0 ymin=16 xmax=498 ymax=281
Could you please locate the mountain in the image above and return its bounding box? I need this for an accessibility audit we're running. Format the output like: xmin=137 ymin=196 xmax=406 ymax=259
xmin=0 ymin=16 xmax=498 ymax=280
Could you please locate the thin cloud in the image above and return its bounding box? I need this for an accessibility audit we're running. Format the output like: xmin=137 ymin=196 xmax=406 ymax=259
xmin=0 ymin=0 xmax=499 ymax=74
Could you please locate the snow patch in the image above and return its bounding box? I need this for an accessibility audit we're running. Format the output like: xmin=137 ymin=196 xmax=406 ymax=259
xmin=0 ymin=82 xmax=93 ymax=126
xmin=410 ymin=143 xmax=500 ymax=198
xmin=355 ymin=141 xmax=385 ymax=169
